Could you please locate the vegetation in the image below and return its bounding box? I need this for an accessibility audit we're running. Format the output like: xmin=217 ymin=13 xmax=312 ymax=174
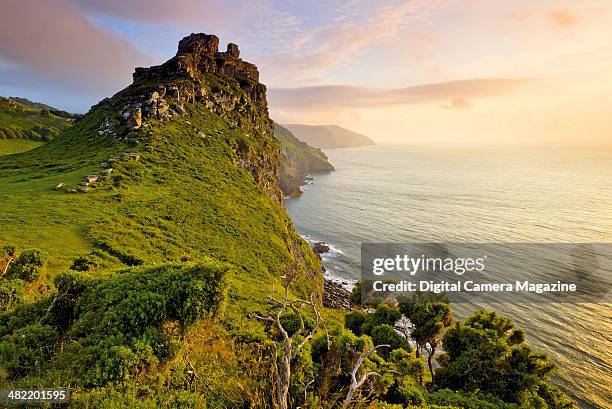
xmin=0 ymin=46 xmax=574 ymax=408
xmin=275 ymin=123 xmax=334 ymax=196
xmin=0 ymin=96 xmax=73 ymax=142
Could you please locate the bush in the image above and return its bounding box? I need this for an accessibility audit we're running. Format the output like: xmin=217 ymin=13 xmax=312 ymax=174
xmin=345 ymin=311 xmax=366 ymax=335
xmin=398 ymin=379 xmax=426 ymax=407
xmin=5 ymin=249 xmax=47 ymax=282
xmin=370 ymin=324 xmax=409 ymax=359
xmin=0 ymin=279 xmax=26 ymax=311
xmin=361 ymin=304 xmax=401 ymax=334
xmin=0 ymin=323 xmax=59 ymax=377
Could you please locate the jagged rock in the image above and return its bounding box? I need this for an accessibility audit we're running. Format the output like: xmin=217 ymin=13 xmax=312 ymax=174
xmin=323 ymin=279 xmax=351 ymax=310
xmin=312 ymin=242 xmax=330 ymax=258
xmin=177 ymin=33 xmax=219 ymax=55
xmin=126 ymin=108 xmax=142 ymax=130
xmin=53 ymin=183 xmax=64 ymax=191
xmin=225 ymin=43 xmax=240 ymax=58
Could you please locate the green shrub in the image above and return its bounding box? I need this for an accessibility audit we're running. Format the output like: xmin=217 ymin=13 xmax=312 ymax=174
xmin=345 ymin=311 xmax=366 ymax=335
xmin=370 ymin=324 xmax=409 ymax=359
xmin=5 ymin=249 xmax=47 ymax=282
xmin=0 ymin=279 xmax=26 ymax=311
xmin=0 ymin=323 xmax=59 ymax=377
xmin=398 ymin=379 xmax=426 ymax=407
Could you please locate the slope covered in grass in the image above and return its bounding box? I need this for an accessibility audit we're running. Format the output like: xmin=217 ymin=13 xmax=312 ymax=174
xmin=0 ymin=34 xmax=324 ymax=405
xmin=0 ymin=96 xmax=73 ymax=141
xmin=275 ymin=123 xmax=334 ymax=196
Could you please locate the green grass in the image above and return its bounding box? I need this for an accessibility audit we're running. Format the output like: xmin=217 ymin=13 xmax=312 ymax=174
xmin=0 ymin=72 xmax=324 ymax=406
xmin=0 ymin=139 xmax=43 ymax=156
xmin=0 ymin=96 xmax=73 ymax=141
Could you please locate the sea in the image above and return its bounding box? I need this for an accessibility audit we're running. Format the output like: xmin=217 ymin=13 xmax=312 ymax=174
xmin=284 ymin=143 xmax=612 ymax=408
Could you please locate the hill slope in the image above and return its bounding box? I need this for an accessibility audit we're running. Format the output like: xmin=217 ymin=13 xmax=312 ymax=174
xmin=275 ymin=123 xmax=334 ymax=196
xmin=0 ymin=96 xmax=73 ymax=142
xmin=0 ymin=33 xmax=323 ymax=405
xmin=283 ymin=123 xmax=375 ymax=149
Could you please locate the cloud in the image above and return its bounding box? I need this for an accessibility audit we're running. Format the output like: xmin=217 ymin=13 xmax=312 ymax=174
xmin=0 ymin=0 xmax=155 ymax=94
xmin=256 ymin=0 xmax=451 ymax=85
xmin=440 ymin=97 xmax=472 ymax=110
xmin=548 ymin=9 xmax=581 ymax=30
xmin=268 ymin=78 xmax=531 ymax=110
xmin=74 ymin=0 xmax=247 ymax=26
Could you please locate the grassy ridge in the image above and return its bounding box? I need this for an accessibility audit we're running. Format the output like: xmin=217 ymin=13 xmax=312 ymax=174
xmin=0 ymin=97 xmax=73 ymax=141
xmin=0 ymin=70 xmax=324 ymax=405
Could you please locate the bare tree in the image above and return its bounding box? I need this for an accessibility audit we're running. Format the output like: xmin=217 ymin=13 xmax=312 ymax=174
xmin=250 ymin=286 xmax=325 ymax=409
xmin=341 ymin=344 xmax=389 ymax=409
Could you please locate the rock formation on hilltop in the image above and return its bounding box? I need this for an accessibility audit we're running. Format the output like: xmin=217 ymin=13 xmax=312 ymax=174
xmin=90 ymin=33 xmax=280 ymax=201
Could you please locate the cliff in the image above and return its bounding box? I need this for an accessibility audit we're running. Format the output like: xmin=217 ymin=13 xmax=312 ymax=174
xmin=283 ymin=123 xmax=375 ymax=149
xmin=0 ymin=33 xmax=323 ymax=402
xmin=275 ymin=123 xmax=334 ymax=196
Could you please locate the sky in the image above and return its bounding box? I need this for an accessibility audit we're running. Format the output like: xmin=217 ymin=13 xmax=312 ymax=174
xmin=1 ymin=0 xmax=611 ymax=147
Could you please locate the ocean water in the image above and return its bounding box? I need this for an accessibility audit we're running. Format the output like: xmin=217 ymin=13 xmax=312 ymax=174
xmin=284 ymin=143 xmax=612 ymax=408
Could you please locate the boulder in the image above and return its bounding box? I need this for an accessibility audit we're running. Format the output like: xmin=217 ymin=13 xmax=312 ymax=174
xmin=177 ymin=33 xmax=219 ymax=55
xmin=126 ymin=108 xmax=142 ymax=130
xmin=53 ymin=183 xmax=65 ymax=191
xmin=226 ymin=43 xmax=240 ymax=58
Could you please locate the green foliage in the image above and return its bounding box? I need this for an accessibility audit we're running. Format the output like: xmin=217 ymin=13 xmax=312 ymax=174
xmin=5 ymin=248 xmax=47 ymax=282
xmin=0 ymin=323 xmax=59 ymax=377
xmin=0 ymin=262 xmax=229 ymax=386
xmin=435 ymin=310 xmax=573 ymax=408
xmin=345 ymin=310 xmax=366 ymax=335
xmin=370 ymin=324 xmax=410 ymax=359
xmin=0 ymin=279 xmax=26 ymax=311
xmin=361 ymin=304 xmax=402 ymax=335
xmin=0 ymin=96 xmax=72 ymax=142
xmin=397 ymin=378 xmax=426 ymax=407
xmin=350 ymin=281 xmax=362 ymax=305
xmin=426 ymin=389 xmax=519 ymax=409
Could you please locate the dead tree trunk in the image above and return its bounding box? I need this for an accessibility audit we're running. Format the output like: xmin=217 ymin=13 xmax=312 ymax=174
xmin=341 ymin=344 xmax=389 ymax=409
xmin=250 ymin=286 xmax=324 ymax=409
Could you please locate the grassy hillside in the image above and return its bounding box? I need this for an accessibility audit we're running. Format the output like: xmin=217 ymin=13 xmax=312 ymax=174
xmin=283 ymin=124 xmax=375 ymax=149
xmin=275 ymin=123 xmax=334 ymax=196
xmin=0 ymin=35 xmax=324 ymax=406
xmin=0 ymin=96 xmax=73 ymax=142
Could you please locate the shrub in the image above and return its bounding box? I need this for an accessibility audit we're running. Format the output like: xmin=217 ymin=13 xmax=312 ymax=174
xmin=0 ymin=279 xmax=26 ymax=311
xmin=345 ymin=311 xmax=366 ymax=335
xmin=370 ymin=324 xmax=409 ymax=359
xmin=5 ymin=249 xmax=47 ymax=282
xmin=0 ymin=323 xmax=59 ymax=377
xmin=398 ymin=379 xmax=426 ymax=407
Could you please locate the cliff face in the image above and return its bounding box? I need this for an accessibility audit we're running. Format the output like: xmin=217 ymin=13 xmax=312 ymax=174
xmin=275 ymin=123 xmax=334 ymax=196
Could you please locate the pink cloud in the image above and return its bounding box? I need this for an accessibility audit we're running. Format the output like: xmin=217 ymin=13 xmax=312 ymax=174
xmin=548 ymin=9 xmax=581 ymax=30
xmin=0 ymin=0 xmax=155 ymax=92
xmin=440 ymin=97 xmax=472 ymax=110
xmin=269 ymin=78 xmax=531 ymax=110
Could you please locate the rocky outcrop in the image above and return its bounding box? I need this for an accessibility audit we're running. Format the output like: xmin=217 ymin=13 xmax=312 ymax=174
xmin=132 ymin=33 xmax=265 ymax=109
xmin=88 ymin=33 xmax=281 ymax=201
xmin=323 ymin=279 xmax=351 ymax=310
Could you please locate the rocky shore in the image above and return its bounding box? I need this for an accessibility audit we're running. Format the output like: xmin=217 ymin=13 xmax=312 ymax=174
xmin=311 ymin=241 xmax=351 ymax=310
